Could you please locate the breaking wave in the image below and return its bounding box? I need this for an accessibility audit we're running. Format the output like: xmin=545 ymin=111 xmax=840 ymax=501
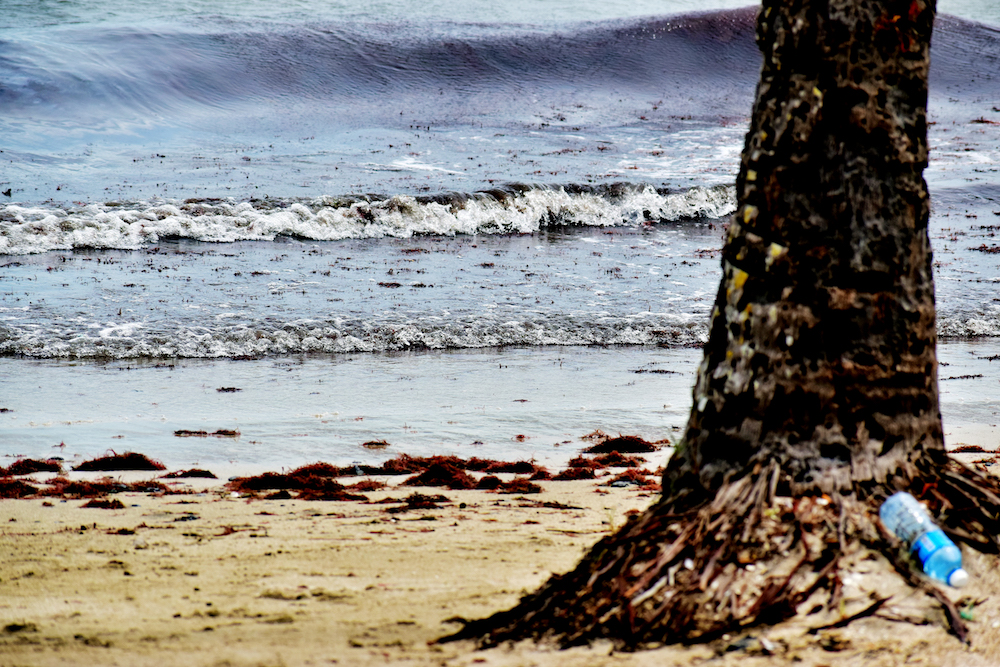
xmin=0 ymin=183 xmax=735 ymax=255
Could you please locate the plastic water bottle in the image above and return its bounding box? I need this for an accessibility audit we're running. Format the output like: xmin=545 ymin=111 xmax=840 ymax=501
xmin=879 ymin=491 xmax=968 ymax=587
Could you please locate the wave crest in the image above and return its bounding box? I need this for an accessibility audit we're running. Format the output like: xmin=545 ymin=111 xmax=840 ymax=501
xmin=0 ymin=183 xmax=735 ymax=255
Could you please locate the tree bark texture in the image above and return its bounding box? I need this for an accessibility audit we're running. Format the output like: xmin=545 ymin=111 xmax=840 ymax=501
xmin=440 ymin=0 xmax=1000 ymax=648
xmin=665 ymin=0 xmax=943 ymax=501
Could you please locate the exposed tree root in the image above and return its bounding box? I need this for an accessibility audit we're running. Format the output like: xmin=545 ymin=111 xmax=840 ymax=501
xmin=440 ymin=457 xmax=1000 ymax=650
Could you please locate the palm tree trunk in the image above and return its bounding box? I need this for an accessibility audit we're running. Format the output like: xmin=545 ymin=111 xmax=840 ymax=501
xmin=665 ymin=0 xmax=943 ymax=501
xmin=441 ymin=0 xmax=1000 ymax=648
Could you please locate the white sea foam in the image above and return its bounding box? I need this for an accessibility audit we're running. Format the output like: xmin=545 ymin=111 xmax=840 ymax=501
xmin=0 ymin=184 xmax=735 ymax=255
xmin=0 ymin=314 xmax=710 ymax=360
xmin=938 ymin=316 xmax=1000 ymax=338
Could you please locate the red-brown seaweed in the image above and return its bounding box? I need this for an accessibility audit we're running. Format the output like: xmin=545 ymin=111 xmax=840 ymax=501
xmin=0 ymin=479 xmax=38 ymax=498
xmin=3 ymin=458 xmax=62 ymax=476
xmin=385 ymin=492 xmax=450 ymax=513
xmin=496 ymin=479 xmax=542 ymax=494
xmin=567 ymin=456 xmax=602 ymax=470
xmin=475 ymin=475 xmax=503 ymax=490
xmin=81 ymin=498 xmax=126 ymax=510
xmin=593 ymin=452 xmax=645 ymax=468
xmin=73 ymin=452 xmax=166 ymax=472
xmin=402 ymin=463 xmax=476 ymax=490
xmin=552 ymin=468 xmax=597 ymax=481
xmin=582 ymin=435 xmax=657 ymax=454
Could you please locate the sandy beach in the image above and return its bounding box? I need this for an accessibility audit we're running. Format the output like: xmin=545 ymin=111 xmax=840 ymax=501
xmin=2 ymin=454 xmax=1000 ymax=667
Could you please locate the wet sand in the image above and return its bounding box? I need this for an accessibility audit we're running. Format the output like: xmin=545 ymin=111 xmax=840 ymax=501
xmin=2 ymin=463 xmax=1000 ymax=667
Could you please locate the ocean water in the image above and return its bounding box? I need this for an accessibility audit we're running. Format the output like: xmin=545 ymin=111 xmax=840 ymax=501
xmin=2 ymin=1 xmax=999 ymax=473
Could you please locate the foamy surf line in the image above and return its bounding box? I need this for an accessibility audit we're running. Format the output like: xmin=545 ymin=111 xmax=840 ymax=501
xmin=0 ymin=183 xmax=735 ymax=255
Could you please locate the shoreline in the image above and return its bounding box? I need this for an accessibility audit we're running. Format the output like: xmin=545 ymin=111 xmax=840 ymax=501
xmin=4 ymin=339 xmax=999 ymax=477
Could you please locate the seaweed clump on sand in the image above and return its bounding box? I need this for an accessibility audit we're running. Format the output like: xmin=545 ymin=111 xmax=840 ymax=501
xmin=3 ymin=458 xmax=63 ymax=476
xmin=582 ymin=435 xmax=658 ymax=454
xmin=593 ymin=452 xmax=646 ymax=468
xmin=475 ymin=475 xmax=503 ymax=490
xmin=552 ymin=467 xmax=596 ymax=481
xmin=496 ymin=479 xmax=542 ymax=494
xmin=227 ymin=463 xmax=368 ymax=501
xmin=81 ymin=498 xmax=126 ymax=510
xmin=566 ymin=456 xmax=602 ymax=471
xmin=347 ymin=479 xmax=387 ymax=492
xmin=73 ymin=452 xmax=166 ymax=472
xmin=385 ymin=492 xmax=451 ymax=513
xmin=0 ymin=478 xmax=39 ymax=498
xmin=606 ymin=468 xmax=661 ymax=491
xmin=378 ymin=454 xmax=466 ymax=476
xmin=466 ymin=458 xmax=539 ymax=474
xmin=296 ymin=479 xmax=368 ymax=502
xmin=402 ymin=463 xmax=476 ymax=490
xmin=39 ymin=477 xmax=170 ymax=498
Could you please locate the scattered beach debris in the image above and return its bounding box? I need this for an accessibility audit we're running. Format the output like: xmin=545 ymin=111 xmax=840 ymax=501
xmin=952 ymin=445 xmax=985 ymax=453
xmin=3 ymin=458 xmax=62 ymax=476
xmin=162 ymin=469 xmax=218 ymax=479
xmin=73 ymin=452 xmax=166 ymax=472
xmin=581 ymin=429 xmax=608 ymax=441
xmin=216 ymin=387 xmax=242 ymax=393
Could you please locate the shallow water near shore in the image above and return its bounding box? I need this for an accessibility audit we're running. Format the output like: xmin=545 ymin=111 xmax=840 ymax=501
xmin=3 ymin=0 xmax=1000 ymax=480
xmin=2 ymin=340 xmax=998 ymax=476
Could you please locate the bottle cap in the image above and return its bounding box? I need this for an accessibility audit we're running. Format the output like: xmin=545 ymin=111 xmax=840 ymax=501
xmin=948 ymin=568 xmax=969 ymax=588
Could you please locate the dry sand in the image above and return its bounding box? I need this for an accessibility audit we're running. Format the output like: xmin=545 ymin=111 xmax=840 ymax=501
xmin=2 ymin=468 xmax=1000 ymax=667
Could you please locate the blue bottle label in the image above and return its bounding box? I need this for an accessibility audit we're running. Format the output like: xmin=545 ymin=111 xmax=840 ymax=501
xmin=913 ymin=529 xmax=951 ymax=563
